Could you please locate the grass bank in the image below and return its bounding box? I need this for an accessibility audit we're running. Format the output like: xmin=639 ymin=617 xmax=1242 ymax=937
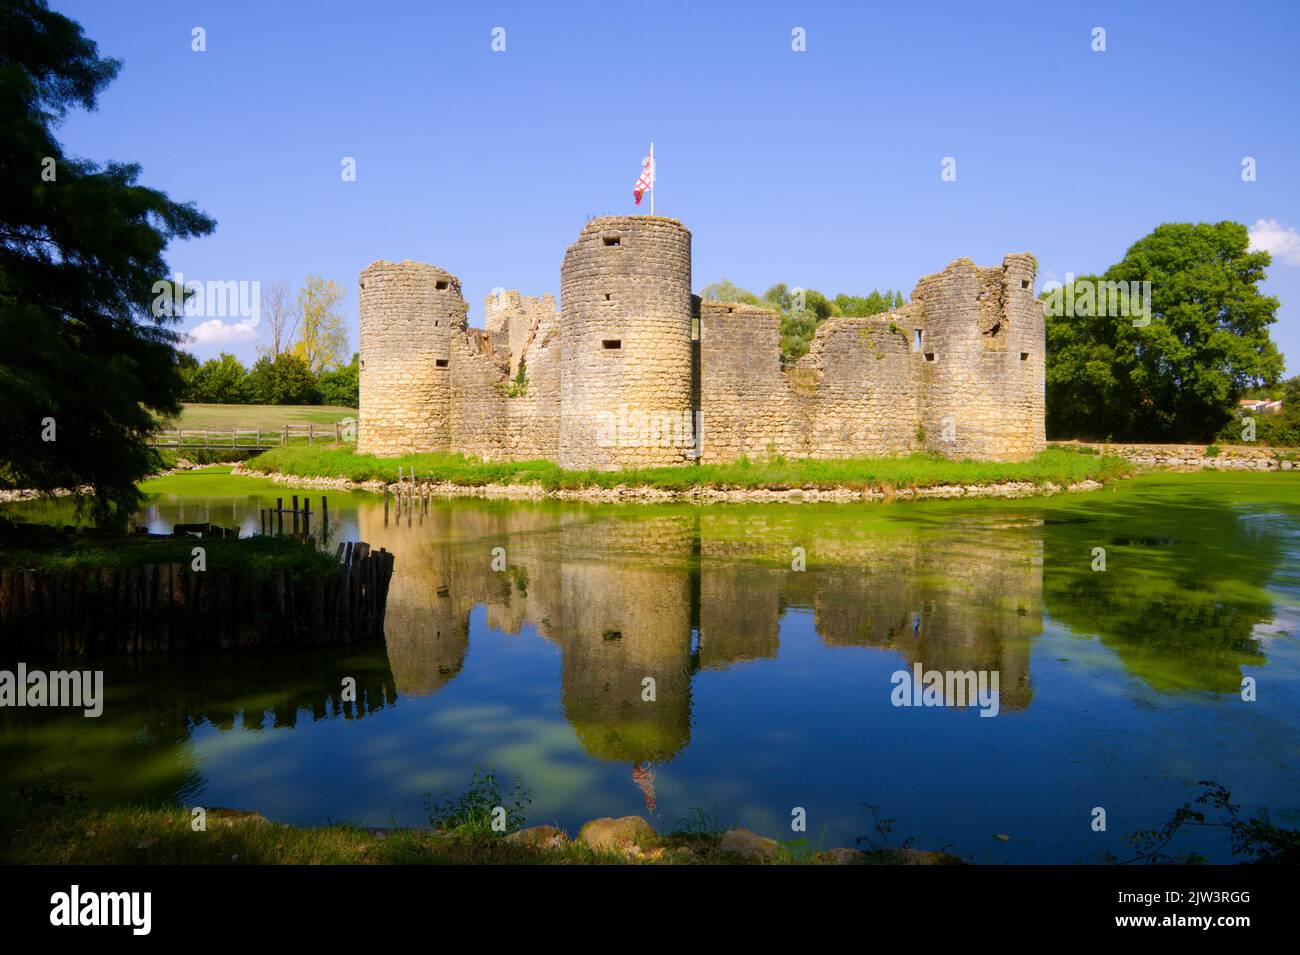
xmin=0 ymin=803 xmax=944 ymax=866
xmin=0 ymin=521 xmax=336 ymax=578
xmin=248 ymin=445 xmax=1130 ymax=492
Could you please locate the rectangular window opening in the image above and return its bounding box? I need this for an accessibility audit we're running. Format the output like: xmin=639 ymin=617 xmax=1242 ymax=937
xmin=924 ymin=352 xmax=936 ymax=362
xmin=1020 ymin=352 xmax=1030 ymax=361
xmin=602 ymin=339 xmax=622 ymax=350
xmin=603 ymin=237 xmax=621 ymax=247
xmin=435 ymin=358 xmax=449 ymax=368
xmin=913 ymin=329 xmax=923 ymax=349
xmin=1021 ymin=279 xmax=1031 ymax=289
xmin=604 ymin=293 xmax=612 ymax=301
xmin=435 ymin=280 xmax=449 ymax=290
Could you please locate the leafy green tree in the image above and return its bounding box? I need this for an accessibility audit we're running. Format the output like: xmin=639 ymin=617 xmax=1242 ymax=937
xmin=762 ymin=283 xmax=793 ymax=312
xmin=292 ymin=276 xmax=348 ymax=373
xmin=0 ymin=0 xmax=215 ymax=525
xmin=1284 ymin=375 xmax=1300 ymax=409
xmin=1046 ymin=222 xmax=1282 ymax=441
xmin=700 ymin=277 xmax=906 ymax=361
xmin=777 ymin=288 xmax=837 ymax=360
xmin=246 ymin=352 xmax=319 ymax=405
xmin=315 ymin=352 xmax=358 ymax=407
xmin=186 ymin=353 xmax=249 ymax=403
xmin=175 ymin=350 xmax=200 ymax=395
xmin=700 ymin=278 xmax=761 ymax=306
xmin=835 ymin=290 xmax=889 ymax=316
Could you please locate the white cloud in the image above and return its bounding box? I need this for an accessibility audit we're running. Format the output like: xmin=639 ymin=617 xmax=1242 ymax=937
xmin=1248 ymin=218 xmax=1300 ymax=266
xmin=186 ymin=319 xmax=259 ymax=347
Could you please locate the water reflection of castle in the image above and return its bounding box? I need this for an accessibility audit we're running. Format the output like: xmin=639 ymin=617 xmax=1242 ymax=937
xmin=362 ymin=504 xmax=1043 ymax=764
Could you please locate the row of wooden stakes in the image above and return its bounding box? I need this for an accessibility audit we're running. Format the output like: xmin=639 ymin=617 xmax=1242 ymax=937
xmin=0 ymin=541 xmax=394 ymax=655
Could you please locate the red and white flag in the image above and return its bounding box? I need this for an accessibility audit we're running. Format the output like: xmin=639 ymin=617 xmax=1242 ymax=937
xmin=633 ymin=143 xmax=655 ymax=207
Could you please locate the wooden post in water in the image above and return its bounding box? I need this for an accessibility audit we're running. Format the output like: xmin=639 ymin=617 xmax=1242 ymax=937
xmin=292 ymin=495 xmax=299 ymax=536
xmin=277 ymin=497 xmax=284 ymax=537
xmin=303 ymin=497 xmax=311 ymax=538
xmin=384 ymin=485 xmax=389 ymax=525
xmin=321 ymin=496 xmax=328 ymax=542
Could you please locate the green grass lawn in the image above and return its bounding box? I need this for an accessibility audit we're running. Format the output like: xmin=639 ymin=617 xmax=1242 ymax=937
xmin=166 ymin=403 xmax=357 ymax=430
xmin=248 ymin=445 xmax=1131 ymax=492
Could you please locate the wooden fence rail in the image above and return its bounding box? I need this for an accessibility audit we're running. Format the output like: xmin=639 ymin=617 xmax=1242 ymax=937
xmin=0 ymin=542 xmax=394 ymax=655
xmin=150 ymin=423 xmax=355 ymax=451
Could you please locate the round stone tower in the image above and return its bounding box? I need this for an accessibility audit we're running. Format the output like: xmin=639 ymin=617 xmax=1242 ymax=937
xmin=558 ymin=216 xmax=694 ymax=470
xmin=357 ymin=260 xmax=466 ymax=456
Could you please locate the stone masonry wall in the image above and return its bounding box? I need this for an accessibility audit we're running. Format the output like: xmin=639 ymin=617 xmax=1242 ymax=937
xmin=357 ymin=218 xmax=1045 ymax=466
xmin=914 ymin=254 xmax=1045 ymax=460
xmin=697 ymin=299 xmax=793 ymax=462
xmin=790 ymin=312 xmax=922 ymax=458
xmin=486 ymin=291 xmax=557 ymax=378
xmin=448 ymin=329 xmax=508 ymax=460
xmin=504 ymin=306 xmax=561 ymax=460
xmin=1064 ymin=442 xmax=1299 ymax=470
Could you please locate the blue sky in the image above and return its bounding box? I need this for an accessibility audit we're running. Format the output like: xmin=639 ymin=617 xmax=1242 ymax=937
xmin=52 ymin=0 xmax=1300 ymax=371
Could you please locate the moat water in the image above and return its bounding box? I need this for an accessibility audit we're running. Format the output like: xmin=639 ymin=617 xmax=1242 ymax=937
xmin=3 ymin=470 xmax=1299 ymax=862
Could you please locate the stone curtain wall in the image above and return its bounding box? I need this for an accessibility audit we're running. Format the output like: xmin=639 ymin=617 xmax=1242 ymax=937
xmin=697 ymin=300 xmax=793 ymax=462
xmin=357 ymin=260 xmax=465 ymax=455
xmin=790 ymin=313 xmax=922 ymax=458
xmin=698 ymin=302 xmax=921 ymax=461
xmin=505 ymin=307 xmax=561 ymax=460
xmin=558 ymin=216 xmax=695 ymax=470
xmin=448 ymin=329 xmax=508 ymax=460
xmin=697 ymin=254 xmax=1044 ymax=463
xmin=486 ymin=291 xmax=557 ymax=378
xmin=357 ymin=217 xmax=1045 ymax=465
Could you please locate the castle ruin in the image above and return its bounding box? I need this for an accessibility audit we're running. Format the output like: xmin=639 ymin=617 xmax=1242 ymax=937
xmin=358 ymin=216 xmax=1045 ymax=465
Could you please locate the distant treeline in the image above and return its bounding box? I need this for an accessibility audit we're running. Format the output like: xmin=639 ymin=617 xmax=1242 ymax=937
xmin=179 ymin=351 xmax=359 ymax=407
xmin=700 ymin=280 xmax=907 ymax=361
